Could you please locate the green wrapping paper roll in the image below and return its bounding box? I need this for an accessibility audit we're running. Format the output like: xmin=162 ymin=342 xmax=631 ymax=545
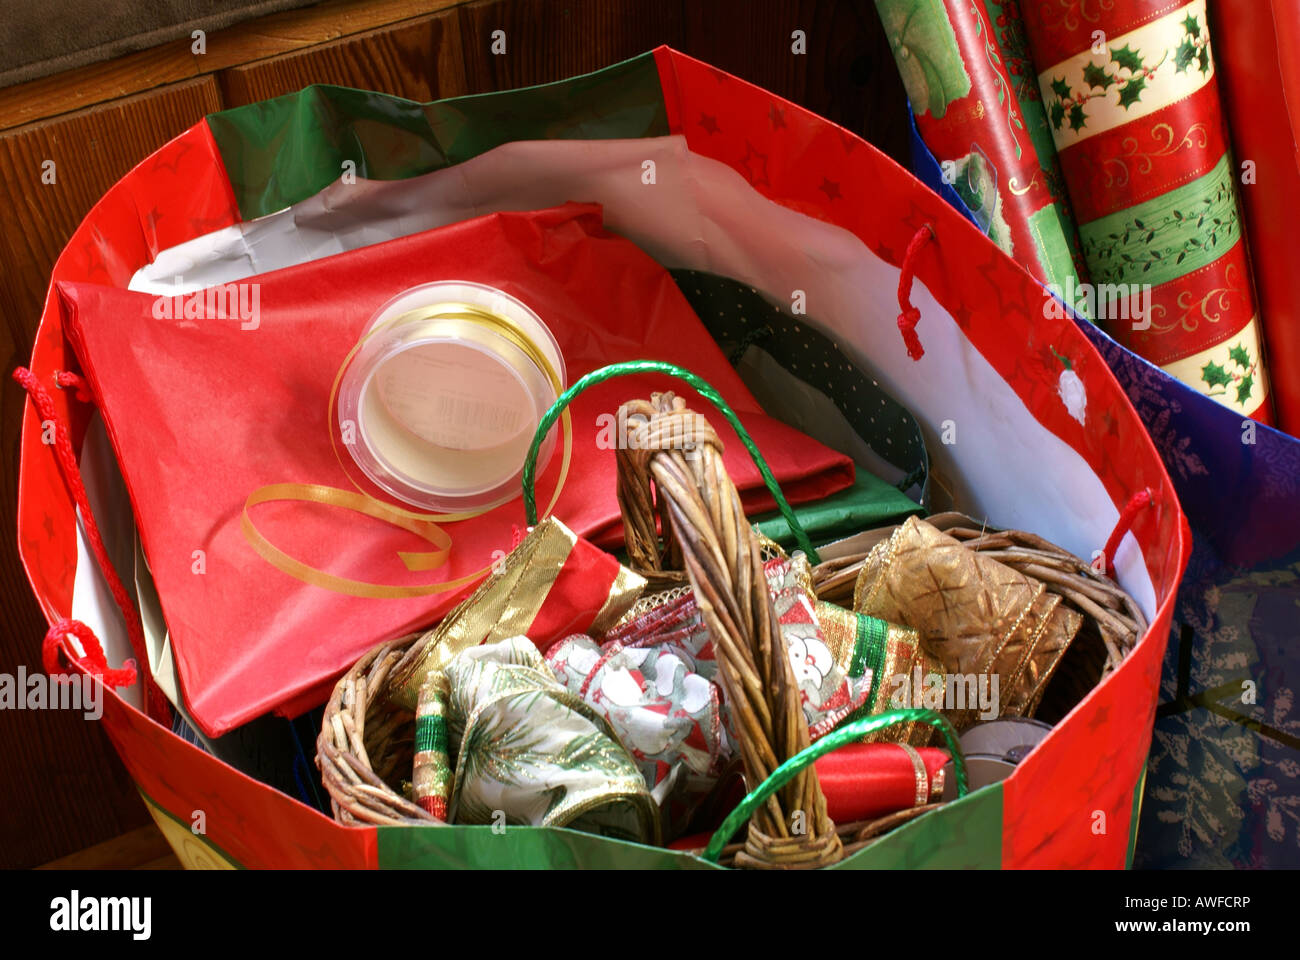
xmin=875 ymin=0 xmax=1091 ymax=316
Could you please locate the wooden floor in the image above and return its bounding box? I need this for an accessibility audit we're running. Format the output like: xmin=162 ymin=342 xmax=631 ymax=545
xmin=38 ymin=823 xmax=181 ymax=870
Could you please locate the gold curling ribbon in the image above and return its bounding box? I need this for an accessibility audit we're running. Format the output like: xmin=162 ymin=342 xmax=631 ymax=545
xmin=897 ymin=743 xmax=930 ymax=807
xmin=241 ymin=483 xmax=473 ymax=599
xmin=241 ymin=301 xmax=572 ymax=598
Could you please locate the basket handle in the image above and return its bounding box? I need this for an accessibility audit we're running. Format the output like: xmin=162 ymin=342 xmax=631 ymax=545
xmin=702 ymin=708 xmax=968 ymax=864
xmin=521 ymin=360 xmax=819 ymax=564
xmin=527 ymin=369 xmax=839 ymax=867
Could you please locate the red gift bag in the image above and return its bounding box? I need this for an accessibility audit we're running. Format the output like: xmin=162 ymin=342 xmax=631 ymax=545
xmin=14 ymin=49 xmax=1189 ymax=868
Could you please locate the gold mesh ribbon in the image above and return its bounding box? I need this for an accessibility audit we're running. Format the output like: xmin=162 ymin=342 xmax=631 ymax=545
xmin=386 ymin=517 xmax=645 ymax=710
xmin=853 ymin=516 xmax=1083 ymax=727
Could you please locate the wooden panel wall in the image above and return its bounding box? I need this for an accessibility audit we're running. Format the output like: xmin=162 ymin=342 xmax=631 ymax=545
xmin=683 ymin=0 xmax=908 ymax=155
xmin=0 ymin=0 xmax=906 ymax=868
xmin=217 ymin=10 xmax=468 ymax=105
xmin=456 ymin=0 xmax=685 ymax=90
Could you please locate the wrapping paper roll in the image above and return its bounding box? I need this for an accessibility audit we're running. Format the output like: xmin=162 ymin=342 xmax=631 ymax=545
xmin=666 ymin=744 xmax=948 ymax=851
xmin=1022 ymin=0 xmax=1274 ymax=423
xmin=1210 ymin=0 xmax=1300 ymax=437
xmin=875 ymin=0 xmax=1090 ymax=312
xmin=815 ymin=743 xmax=949 ymax=824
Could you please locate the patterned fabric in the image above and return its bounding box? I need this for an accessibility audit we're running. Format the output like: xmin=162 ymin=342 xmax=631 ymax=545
xmin=1021 ymin=0 xmax=1273 ymax=422
xmin=442 ymin=637 xmax=660 ymax=844
xmin=671 ymin=269 xmax=930 ymax=505
xmin=1076 ymin=316 xmax=1300 ymax=868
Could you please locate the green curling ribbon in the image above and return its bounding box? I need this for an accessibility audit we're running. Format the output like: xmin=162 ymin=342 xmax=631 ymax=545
xmin=522 ymin=360 xmax=819 ymax=564
xmin=702 ymin=708 xmax=967 ymax=864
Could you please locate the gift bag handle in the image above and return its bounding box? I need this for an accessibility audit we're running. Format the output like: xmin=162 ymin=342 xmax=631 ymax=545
xmin=702 ymin=708 xmax=969 ymax=864
xmin=521 ymin=360 xmax=820 ymax=564
xmin=12 ymin=367 xmax=170 ymax=723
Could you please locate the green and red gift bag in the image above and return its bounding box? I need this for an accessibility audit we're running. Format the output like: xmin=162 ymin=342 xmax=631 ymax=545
xmin=15 ymin=49 xmax=1189 ymax=868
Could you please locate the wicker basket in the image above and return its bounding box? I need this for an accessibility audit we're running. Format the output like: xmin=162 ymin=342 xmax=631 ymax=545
xmin=316 ymin=633 xmax=438 ymax=826
xmin=315 ymin=385 xmax=1140 ymax=860
xmin=317 ymin=390 xmax=850 ymax=867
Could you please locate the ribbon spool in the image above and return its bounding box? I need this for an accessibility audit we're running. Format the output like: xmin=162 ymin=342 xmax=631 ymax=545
xmin=338 ymin=282 xmax=567 ymax=513
xmin=241 ymin=283 xmax=572 ymax=599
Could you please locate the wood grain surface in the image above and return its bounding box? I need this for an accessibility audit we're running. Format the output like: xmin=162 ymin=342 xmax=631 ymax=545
xmin=0 ymin=0 xmax=465 ymax=130
xmin=219 ymin=9 xmax=468 ymax=106
xmin=0 ymin=76 xmax=224 ymax=869
xmin=0 ymin=77 xmax=224 ymax=328
xmin=457 ymin=0 xmax=686 ymax=92
xmin=682 ymin=0 xmax=908 ymax=160
xmin=38 ymin=823 xmax=180 ymax=870
xmin=1 ymin=0 xmax=909 ymax=869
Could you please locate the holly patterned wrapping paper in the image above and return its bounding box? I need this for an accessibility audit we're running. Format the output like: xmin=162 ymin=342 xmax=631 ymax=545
xmin=876 ymin=0 xmax=1091 ymax=314
xmin=1022 ymin=0 xmax=1273 ymax=422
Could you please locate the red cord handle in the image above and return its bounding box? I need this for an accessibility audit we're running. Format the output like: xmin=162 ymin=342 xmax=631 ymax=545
xmin=896 ymin=225 xmax=934 ymax=362
xmin=14 ymin=366 xmax=170 ymax=721
xmin=43 ymin=618 xmax=137 ymax=688
xmin=54 ymin=369 xmax=92 ymax=402
xmin=1101 ymin=486 xmax=1161 ymax=576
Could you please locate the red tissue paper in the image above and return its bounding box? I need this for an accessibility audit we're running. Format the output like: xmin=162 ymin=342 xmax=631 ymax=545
xmin=59 ymin=202 xmax=853 ymax=735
